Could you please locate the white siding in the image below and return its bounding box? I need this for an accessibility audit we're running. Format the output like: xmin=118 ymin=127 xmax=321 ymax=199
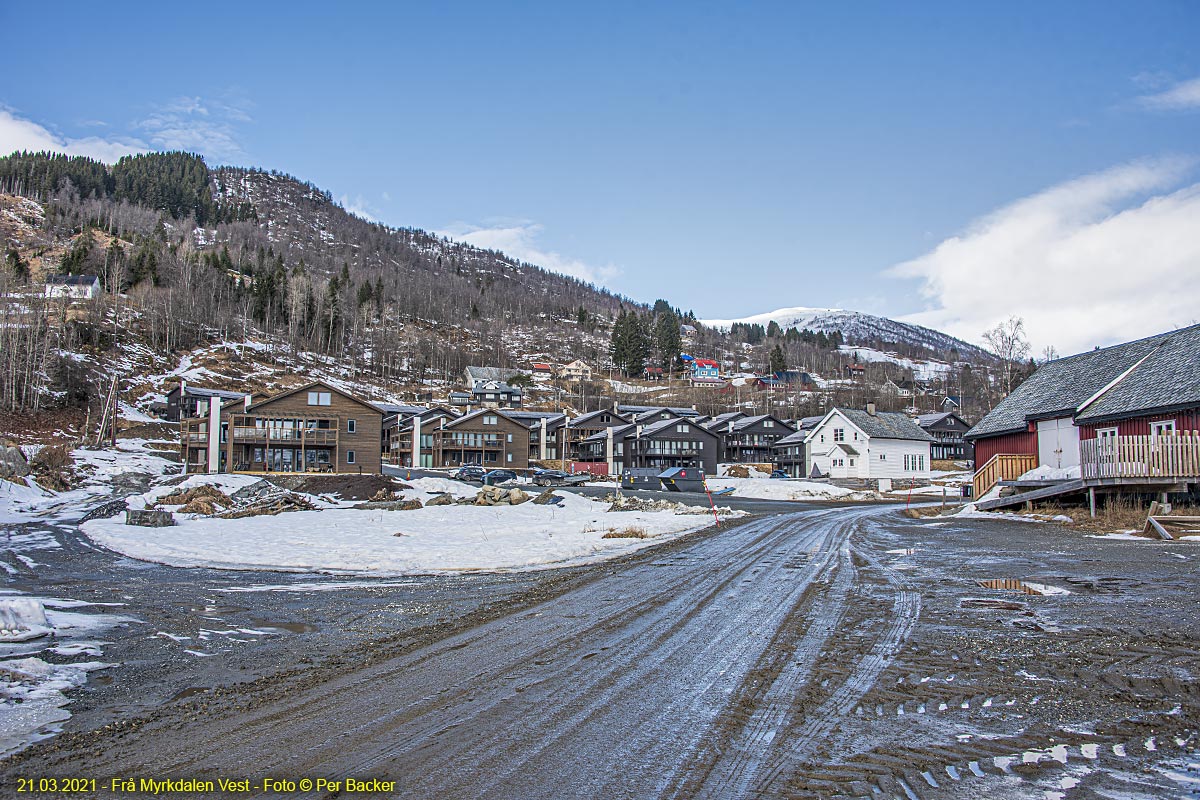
xmin=868 ymin=438 xmax=931 ymax=480
xmin=1036 ymin=417 xmax=1080 ymax=470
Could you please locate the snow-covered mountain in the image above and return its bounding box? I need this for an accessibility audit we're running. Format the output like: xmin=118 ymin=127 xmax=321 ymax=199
xmin=701 ymin=306 xmax=992 ymax=361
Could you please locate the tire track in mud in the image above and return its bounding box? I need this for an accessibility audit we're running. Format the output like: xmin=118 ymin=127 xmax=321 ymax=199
xmin=31 ymin=507 xmax=890 ymax=799
xmin=674 ymin=524 xmax=921 ymax=799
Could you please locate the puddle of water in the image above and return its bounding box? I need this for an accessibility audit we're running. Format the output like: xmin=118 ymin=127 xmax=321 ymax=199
xmin=191 ymin=605 xmax=248 ymax=615
xmin=249 ymin=620 xmax=317 ymax=634
xmin=977 ymin=578 xmax=1047 ymax=595
xmin=169 ymin=686 xmax=209 ymax=702
xmin=961 ymin=598 xmax=1027 ymax=611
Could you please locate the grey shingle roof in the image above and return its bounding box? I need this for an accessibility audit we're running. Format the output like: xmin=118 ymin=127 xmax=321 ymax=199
xmin=568 ymin=409 xmax=631 ymax=428
xmin=183 ymin=386 xmax=249 ymax=400
xmin=837 ymin=409 xmax=935 ymax=442
xmin=465 ymin=366 xmax=522 ymax=384
xmin=617 ymin=405 xmax=699 ymax=417
xmin=965 ymin=324 xmax=1194 ymax=439
xmin=1075 ymin=323 xmax=1200 ymax=423
xmin=773 ymin=430 xmax=808 ymax=447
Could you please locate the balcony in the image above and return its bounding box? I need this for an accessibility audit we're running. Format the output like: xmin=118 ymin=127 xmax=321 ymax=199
xmin=231 ymin=427 xmax=338 ymax=445
xmin=1080 ymin=433 xmax=1200 ymax=481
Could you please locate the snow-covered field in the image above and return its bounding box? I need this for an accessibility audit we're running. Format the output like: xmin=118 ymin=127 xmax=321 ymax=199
xmin=705 ymin=476 xmax=876 ymax=502
xmin=82 ymin=490 xmax=727 ymax=575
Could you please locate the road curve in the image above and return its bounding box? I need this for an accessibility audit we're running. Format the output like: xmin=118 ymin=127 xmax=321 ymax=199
xmin=43 ymin=505 xmax=914 ymax=799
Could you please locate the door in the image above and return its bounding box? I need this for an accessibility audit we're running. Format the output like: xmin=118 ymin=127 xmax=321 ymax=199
xmin=1037 ymin=418 xmax=1080 ymax=470
xmin=1095 ymin=427 xmax=1118 ymax=477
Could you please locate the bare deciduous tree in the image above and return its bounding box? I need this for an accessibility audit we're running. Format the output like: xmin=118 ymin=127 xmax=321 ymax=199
xmin=982 ymin=316 xmax=1031 ymax=395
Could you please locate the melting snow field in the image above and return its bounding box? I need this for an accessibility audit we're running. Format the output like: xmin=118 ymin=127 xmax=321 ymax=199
xmin=0 ymin=593 xmax=137 ymax=757
xmin=81 ymin=492 xmax=732 ymax=575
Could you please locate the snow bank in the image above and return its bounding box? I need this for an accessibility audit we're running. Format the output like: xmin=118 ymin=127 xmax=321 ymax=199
xmin=0 ymin=478 xmax=56 ymax=524
xmin=0 ymin=599 xmax=51 ymax=642
xmin=705 ymin=477 xmax=873 ymax=501
xmin=1019 ymin=464 xmax=1082 ymax=481
xmin=81 ymin=492 xmax=725 ymax=575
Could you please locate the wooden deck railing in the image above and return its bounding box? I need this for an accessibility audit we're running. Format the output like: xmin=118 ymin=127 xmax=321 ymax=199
xmin=1080 ymin=433 xmax=1200 ymax=480
xmin=972 ymin=453 xmax=1038 ymax=498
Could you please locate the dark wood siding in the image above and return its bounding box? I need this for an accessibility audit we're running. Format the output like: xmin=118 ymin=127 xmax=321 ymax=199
xmin=972 ymin=430 xmax=1037 ymax=466
xmin=242 ymin=384 xmax=383 ymax=474
xmin=1078 ymin=409 xmax=1200 ymax=439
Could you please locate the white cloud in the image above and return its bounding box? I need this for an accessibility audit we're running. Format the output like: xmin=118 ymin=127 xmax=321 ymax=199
xmin=1137 ymin=76 xmax=1200 ymax=110
xmin=889 ymin=158 xmax=1200 ymax=355
xmin=0 ymin=107 xmax=147 ymax=163
xmin=339 ymin=194 xmax=381 ymax=223
xmin=135 ymin=95 xmax=252 ymax=163
xmin=437 ymin=220 xmax=621 ymax=286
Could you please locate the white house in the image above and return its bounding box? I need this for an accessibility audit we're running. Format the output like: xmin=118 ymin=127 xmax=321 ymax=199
xmin=44 ymin=274 xmax=102 ymax=300
xmin=558 ymin=360 xmax=593 ymax=383
xmin=804 ymin=405 xmax=934 ymax=485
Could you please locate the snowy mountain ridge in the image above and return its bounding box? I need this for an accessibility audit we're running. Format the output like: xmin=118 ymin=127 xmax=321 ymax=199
xmin=701 ymin=306 xmax=992 ymax=361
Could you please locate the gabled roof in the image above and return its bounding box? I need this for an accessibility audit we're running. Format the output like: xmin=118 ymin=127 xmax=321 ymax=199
xmin=569 ymin=409 xmax=631 ymax=428
xmin=637 ymin=416 xmax=718 ymax=438
xmin=693 ymin=358 xmax=719 ymax=368
xmin=583 ymin=423 xmax=634 ymax=443
xmin=442 ymin=408 xmax=525 ymax=429
xmin=1074 ymin=324 xmax=1200 ymax=424
xmin=965 ymin=324 xmax=1199 ymax=439
xmin=617 ymin=404 xmax=699 ymax=417
xmin=773 ymin=429 xmax=808 ymax=447
xmin=46 ymin=274 xmax=100 ymax=285
xmin=465 ymin=366 xmax=522 ymax=384
xmin=177 ymin=386 xmax=248 ymax=401
xmin=247 ymin=381 xmax=380 ymax=414
xmin=729 ymin=414 xmax=795 ymax=432
xmin=796 ymin=415 xmax=825 ymax=430
xmin=809 ymin=408 xmax=934 ymax=443
xmin=502 ymin=410 xmax=568 ymax=430
xmin=371 ymin=402 xmax=430 ymax=415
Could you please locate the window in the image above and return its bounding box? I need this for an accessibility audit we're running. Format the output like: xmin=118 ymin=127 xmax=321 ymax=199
xmin=483 ymin=415 xmax=498 ymax=426
xmin=833 ymin=428 xmax=845 ymax=442
xmin=347 ymin=450 xmax=356 ymax=464
xmin=1151 ymin=420 xmax=1176 ymax=439
xmin=879 ymin=453 xmax=886 ymax=460
xmin=849 ymin=458 xmax=855 ymax=466
xmin=506 ymin=434 xmax=513 ymax=443
xmin=677 ymin=424 xmax=690 ymax=433
xmin=307 ymin=391 xmax=331 ymax=406
xmin=506 ymin=454 xmax=513 ymax=463
xmin=347 ymin=419 xmax=356 ymax=434
xmin=764 ymin=420 xmax=774 ymax=428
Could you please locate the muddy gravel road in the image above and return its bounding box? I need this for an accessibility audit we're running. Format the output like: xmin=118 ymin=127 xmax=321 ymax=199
xmin=4 ymin=500 xmax=1200 ymax=798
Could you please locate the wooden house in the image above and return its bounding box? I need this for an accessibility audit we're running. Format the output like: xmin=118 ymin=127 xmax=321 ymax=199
xmin=181 ymin=381 xmax=384 ymax=475
xmin=434 ymin=409 xmax=533 ymax=470
xmin=44 ymin=274 xmax=101 ymax=300
xmin=576 ymin=413 xmax=718 ymax=476
xmin=772 ymin=430 xmax=808 ymax=477
xmin=917 ymin=412 xmax=974 ymax=461
xmin=165 ymin=381 xmax=250 ymax=422
xmin=966 ymin=323 xmax=1200 ymax=501
xmin=558 ymin=360 xmax=594 ymax=383
xmin=721 ymin=414 xmax=796 ymax=464
xmin=804 ymin=405 xmax=934 ymax=486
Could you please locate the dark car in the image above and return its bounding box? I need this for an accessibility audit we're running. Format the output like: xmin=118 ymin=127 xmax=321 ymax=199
xmin=453 ymin=465 xmax=487 ymax=482
xmin=482 ymin=469 xmax=518 ymax=486
xmin=769 ymin=470 xmax=789 ymax=479
xmin=532 ymin=468 xmax=570 ymax=486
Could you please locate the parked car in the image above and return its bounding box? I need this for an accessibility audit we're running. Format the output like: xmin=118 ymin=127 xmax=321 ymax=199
xmin=532 ymin=468 xmax=571 ymax=486
xmin=453 ymin=465 xmax=487 ymax=482
xmin=769 ymin=470 xmax=789 ymax=479
xmin=482 ymin=469 xmax=518 ymax=486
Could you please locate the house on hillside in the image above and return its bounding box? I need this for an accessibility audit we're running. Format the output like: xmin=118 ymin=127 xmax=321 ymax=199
xmin=940 ymin=395 xmax=962 ymax=412
xmin=181 ymin=381 xmax=383 ymax=475
xmin=844 ymin=363 xmax=866 ymax=379
xmin=882 ymin=378 xmax=916 ymax=398
xmin=917 ymin=412 xmax=974 ymax=462
xmin=965 ymin=323 xmax=1200 ymax=502
xmin=531 ymin=362 xmax=554 ymax=376
xmin=690 ymin=358 xmax=722 ymax=386
xmin=502 ymin=409 xmax=569 ymax=463
xmin=165 ymin=382 xmax=250 ymax=422
xmin=558 ymin=360 xmax=593 ymax=383
xmin=44 ymin=274 xmax=101 ymax=300
xmin=462 ymin=366 xmax=523 ymax=408
xmin=643 ymin=366 xmax=664 ymax=381
xmin=804 ymin=405 xmax=934 ymax=487
xmin=680 ymin=324 xmax=697 ymax=338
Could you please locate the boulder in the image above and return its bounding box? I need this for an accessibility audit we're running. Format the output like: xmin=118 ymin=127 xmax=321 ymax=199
xmin=0 ymin=445 xmax=29 ymax=479
xmin=507 ymin=487 xmax=530 ymax=505
xmin=532 ymin=489 xmax=562 ymax=506
xmin=425 ymin=493 xmax=455 ymax=507
xmin=126 ymin=509 xmax=175 ymax=527
xmin=394 ymin=499 xmax=424 ymax=511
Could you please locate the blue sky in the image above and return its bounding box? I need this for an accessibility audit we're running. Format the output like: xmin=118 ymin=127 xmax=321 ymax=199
xmin=2 ymin=1 xmax=1199 ymax=353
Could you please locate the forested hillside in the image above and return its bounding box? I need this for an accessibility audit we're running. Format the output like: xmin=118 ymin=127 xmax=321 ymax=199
xmin=1 ymin=149 xmax=1004 ymax=420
